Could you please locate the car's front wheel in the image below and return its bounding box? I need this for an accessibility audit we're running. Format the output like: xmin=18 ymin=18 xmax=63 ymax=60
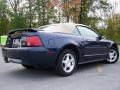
xmin=55 ymin=49 xmax=77 ymax=76
xmin=106 ymin=48 xmax=119 ymax=63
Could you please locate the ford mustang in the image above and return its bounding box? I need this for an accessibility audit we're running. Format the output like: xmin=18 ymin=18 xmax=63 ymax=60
xmin=2 ymin=23 xmax=119 ymax=76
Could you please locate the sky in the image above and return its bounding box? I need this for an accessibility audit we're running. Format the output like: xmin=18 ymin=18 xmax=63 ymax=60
xmin=109 ymin=0 xmax=120 ymax=13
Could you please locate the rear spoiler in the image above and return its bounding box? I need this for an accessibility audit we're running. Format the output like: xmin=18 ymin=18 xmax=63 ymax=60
xmin=9 ymin=28 xmax=37 ymax=35
xmin=5 ymin=28 xmax=38 ymax=47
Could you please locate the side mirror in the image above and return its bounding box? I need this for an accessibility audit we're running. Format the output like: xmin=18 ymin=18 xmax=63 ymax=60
xmin=97 ymin=35 xmax=105 ymax=40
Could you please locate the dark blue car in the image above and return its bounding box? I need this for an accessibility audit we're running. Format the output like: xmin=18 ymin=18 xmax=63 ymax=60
xmin=2 ymin=23 xmax=119 ymax=76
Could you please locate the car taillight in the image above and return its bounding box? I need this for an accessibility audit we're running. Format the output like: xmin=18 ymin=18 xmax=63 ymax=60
xmin=26 ymin=36 xmax=43 ymax=47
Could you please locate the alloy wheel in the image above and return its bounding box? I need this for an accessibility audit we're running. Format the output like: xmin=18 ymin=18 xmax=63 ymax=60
xmin=62 ymin=53 xmax=75 ymax=73
xmin=107 ymin=49 xmax=118 ymax=63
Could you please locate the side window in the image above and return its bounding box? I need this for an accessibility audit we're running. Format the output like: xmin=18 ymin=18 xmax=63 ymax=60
xmin=77 ymin=26 xmax=98 ymax=38
xmin=73 ymin=28 xmax=81 ymax=36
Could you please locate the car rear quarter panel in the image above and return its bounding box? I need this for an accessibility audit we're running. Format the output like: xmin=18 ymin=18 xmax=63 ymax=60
xmin=37 ymin=32 xmax=84 ymax=61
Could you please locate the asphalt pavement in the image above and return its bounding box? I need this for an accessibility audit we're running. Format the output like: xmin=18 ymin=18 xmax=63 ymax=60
xmin=0 ymin=47 xmax=120 ymax=90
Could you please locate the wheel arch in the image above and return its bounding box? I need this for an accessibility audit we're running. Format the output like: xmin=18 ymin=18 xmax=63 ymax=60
xmin=110 ymin=43 xmax=118 ymax=50
xmin=55 ymin=44 xmax=81 ymax=65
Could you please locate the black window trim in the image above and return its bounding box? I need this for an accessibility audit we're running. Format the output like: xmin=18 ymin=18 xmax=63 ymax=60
xmin=73 ymin=26 xmax=81 ymax=36
xmin=75 ymin=25 xmax=99 ymax=38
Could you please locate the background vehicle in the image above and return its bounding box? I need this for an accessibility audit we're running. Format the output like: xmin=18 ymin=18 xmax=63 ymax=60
xmin=2 ymin=23 xmax=119 ymax=76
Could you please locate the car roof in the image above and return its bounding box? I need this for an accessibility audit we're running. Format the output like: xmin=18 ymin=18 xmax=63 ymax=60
xmin=39 ymin=23 xmax=90 ymax=28
xmin=38 ymin=23 xmax=93 ymax=34
xmin=38 ymin=23 xmax=76 ymax=34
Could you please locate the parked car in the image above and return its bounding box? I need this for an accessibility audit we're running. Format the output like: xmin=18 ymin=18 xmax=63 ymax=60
xmin=2 ymin=23 xmax=119 ymax=76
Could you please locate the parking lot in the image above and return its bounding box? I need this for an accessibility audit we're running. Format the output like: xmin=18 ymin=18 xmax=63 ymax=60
xmin=0 ymin=47 xmax=120 ymax=90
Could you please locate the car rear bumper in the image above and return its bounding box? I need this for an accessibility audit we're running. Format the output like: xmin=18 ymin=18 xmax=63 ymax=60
xmin=2 ymin=47 xmax=58 ymax=67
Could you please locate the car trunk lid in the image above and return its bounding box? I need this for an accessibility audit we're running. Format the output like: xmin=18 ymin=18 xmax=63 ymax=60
xmin=6 ymin=29 xmax=38 ymax=48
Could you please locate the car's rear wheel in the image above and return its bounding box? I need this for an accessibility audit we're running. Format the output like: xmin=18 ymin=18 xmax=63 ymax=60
xmin=106 ymin=48 xmax=119 ymax=63
xmin=22 ymin=64 xmax=35 ymax=69
xmin=55 ymin=49 xmax=77 ymax=76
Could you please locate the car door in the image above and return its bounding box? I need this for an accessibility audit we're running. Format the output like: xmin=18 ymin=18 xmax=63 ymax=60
xmin=76 ymin=26 xmax=109 ymax=61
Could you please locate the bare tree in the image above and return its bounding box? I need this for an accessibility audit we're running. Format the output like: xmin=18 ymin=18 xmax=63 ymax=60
xmin=7 ymin=0 xmax=22 ymax=14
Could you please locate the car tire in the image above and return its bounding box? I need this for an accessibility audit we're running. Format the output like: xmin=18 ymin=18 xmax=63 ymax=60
xmin=22 ymin=64 xmax=35 ymax=69
xmin=55 ymin=49 xmax=77 ymax=76
xmin=106 ymin=48 xmax=119 ymax=63
xmin=4 ymin=57 xmax=9 ymax=63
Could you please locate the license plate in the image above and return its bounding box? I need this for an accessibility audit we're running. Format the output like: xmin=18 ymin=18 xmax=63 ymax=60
xmin=13 ymin=39 xmax=21 ymax=47
xmin=8 ymin=58 xmax=22 ymax=63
